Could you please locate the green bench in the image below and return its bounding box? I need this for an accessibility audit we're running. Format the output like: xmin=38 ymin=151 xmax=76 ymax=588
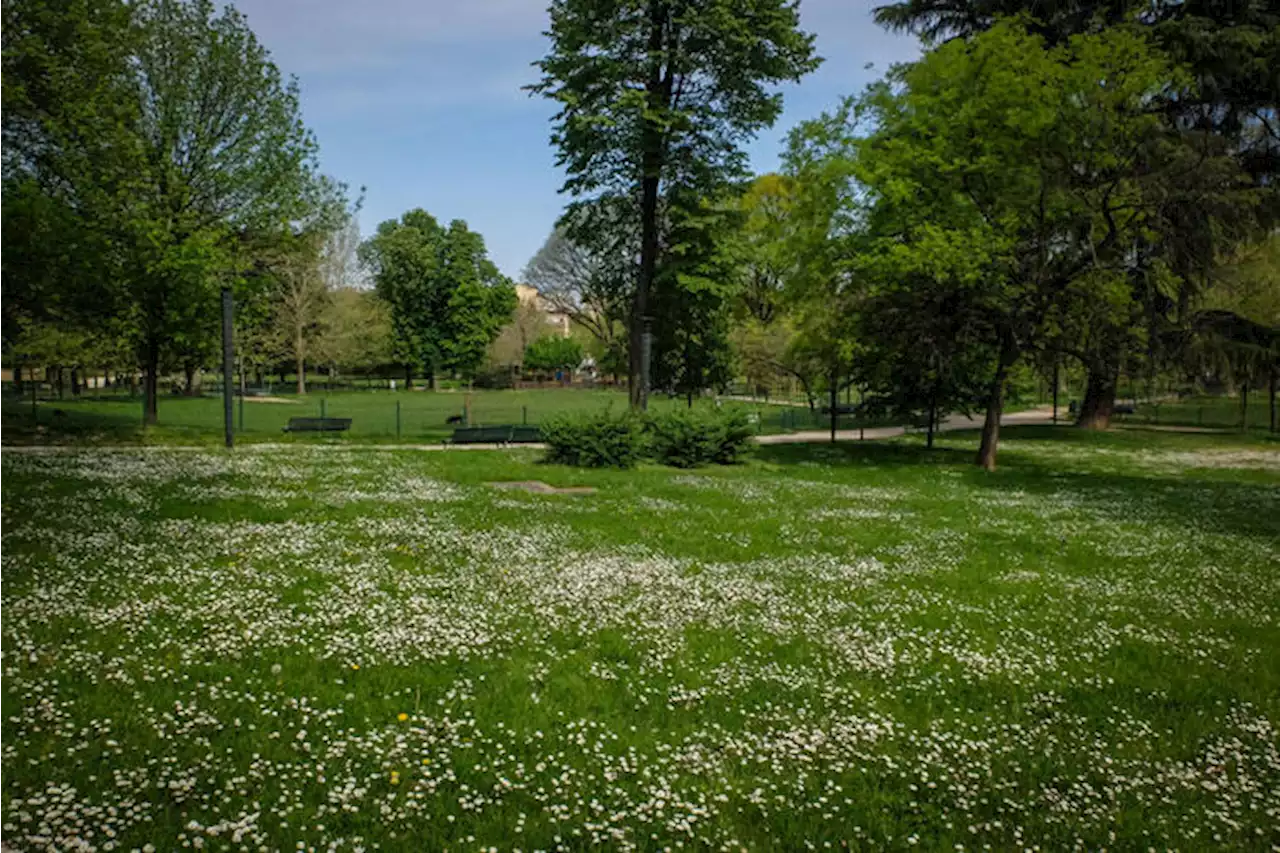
xmin=448 ymin=426 xmax=514 ymax=445
xmin=283 ymin=417 xmax=352 ymax=433
xmin=447 ymin=425 xmax=545 ymax=445
xmin=509 ymin=425 xmax=543 ymax=444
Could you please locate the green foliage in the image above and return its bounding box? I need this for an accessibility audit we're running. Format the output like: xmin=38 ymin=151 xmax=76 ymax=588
xmin=2 ymin=0 xmax=141 ymax=343
xmin=524 ymin=336 xmax=583 ymax=375
xmin=360 ymin=210 xmax=515 ymax=381
xmin=652 ymin=195 xmax=740 ymax=399
xmin=529 ymin=0 xmax=820 ymax=202
xmin=539 ymin=408 xmax=646 ymax=469
xmin=844 ymin=20 xmax=1228 ymax=464
xmin=645 ymin=406 xmax=754 ymax=468
xmin=529 ymin=0 xmax=820 ymax=400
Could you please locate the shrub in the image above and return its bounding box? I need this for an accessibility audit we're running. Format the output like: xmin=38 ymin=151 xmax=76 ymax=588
xmin=524 ymin=336 xmax=583 ymax=375
xmin=471 ymin=364 xmax=515 ymax=389
xmin=646 ymin=406 xmax=755 ymax=468
xmin=540 ymin=409 xmax=646 ymax=469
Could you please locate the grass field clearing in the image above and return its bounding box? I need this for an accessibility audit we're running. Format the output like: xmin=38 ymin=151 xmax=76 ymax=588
xmin=2 ymin=426 xmax=1278 ymax=851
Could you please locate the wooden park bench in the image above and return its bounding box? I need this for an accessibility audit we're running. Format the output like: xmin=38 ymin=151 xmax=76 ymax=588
xmin=282 ymin=417 xmax=352 ymax=433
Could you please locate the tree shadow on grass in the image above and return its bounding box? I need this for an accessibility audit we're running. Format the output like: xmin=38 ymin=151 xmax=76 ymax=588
xmin=755 ymin=426 xmax=1280 ymax=542
xmin=755 ymin=440 xmax=972 ymax=469
xmin=2 ymin=402 xmax=145 ymax=445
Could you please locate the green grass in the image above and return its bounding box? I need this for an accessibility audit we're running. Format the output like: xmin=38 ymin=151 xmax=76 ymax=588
xmin=1116 ymin=394 xmax=1276 ymax=432
xmin=1 ymin=388 xmax=923 ymax=446
xmin=1 ymin=388 xmax=701 ymax=445
xmin=2 ymin=426 xmax=1278 ymax=851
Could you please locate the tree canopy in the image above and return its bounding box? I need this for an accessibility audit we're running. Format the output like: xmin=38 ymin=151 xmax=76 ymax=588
xmin=530 ymin=0 xmax=820 ymax=407
xmin=360 ymin=209 xmax=515 ymax=385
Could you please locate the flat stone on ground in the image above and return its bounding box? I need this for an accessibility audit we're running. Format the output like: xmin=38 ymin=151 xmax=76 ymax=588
xmin=487 ymin=480 xmax=597 ymax=495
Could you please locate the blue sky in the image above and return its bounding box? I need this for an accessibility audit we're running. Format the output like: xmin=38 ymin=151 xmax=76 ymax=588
xmin=235 ymin=0 xmax=921 ymax=280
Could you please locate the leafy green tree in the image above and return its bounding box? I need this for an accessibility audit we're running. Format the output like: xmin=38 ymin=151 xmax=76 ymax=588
xmin=780 ymin=104 xmax=866 ymax=439
xmin=2 ymin=0 xmax=141 ymax=364
xmin=729 ymin=173 xmax=797 ymax=326
xmin=873 ymin=0 xmax=1279 ymax=427
xmin=651 ymin=195 xmax=739 ymax=404
xmin=529 ymin=0 xmax=820 ymax=408
xmin=128 ymin=0 xmax=319 ymax=422
xmin=854 ymin=21 xmax=1201 ymax=468
xmin=360 ymin=209 xmax=445 ymax=385
xmin=360 ymin=210 xmax=515 ymax=386
xmin=317 ymin=288 xmax=393 ymax=379
xmin=524 ymin=335 xmax=584 ymax=376
xmin=440 ymin=222 xmax=518 ymax=380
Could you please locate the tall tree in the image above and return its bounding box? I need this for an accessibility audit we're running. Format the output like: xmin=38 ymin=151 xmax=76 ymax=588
xmin=651 ymin=194 xmax=740 ymax=403
xmin=529 ymin=0 xmax=820 ymax=408
xmin=360 ymin=209 xmax=446 ymax=386
xmin=854 ymin=21 xmax=1203 ymax=468
xmin=873 ymin=0 xmax=1279 ymax=427
xmin=360 ymin=210 xmax=515 ymax=386
xmin=781 ymin=104 xmax=866 ymax=439
xmin=2 ymin=0 xmax=142 ymax=364
xmin=128 ymin=0 xmax=317 ymax=423
xmin=439 ymin=221 xmax=518 ymax=380
xmin=730 ymin=173 xmax=796 ymax=325
xmin=271 ymin=182 xmax=360 ymax=394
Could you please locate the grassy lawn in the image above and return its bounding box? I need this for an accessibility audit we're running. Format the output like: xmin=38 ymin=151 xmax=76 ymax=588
xmin=2 ymin=388 xmax=642 ymax=445
xmin=1116 ymin=395 xmax=1276 ymax=433
xmin=1 ymin=388 xmax=910 ymax=446
xmin=2 ymin=427 xmax=1278 ymax=851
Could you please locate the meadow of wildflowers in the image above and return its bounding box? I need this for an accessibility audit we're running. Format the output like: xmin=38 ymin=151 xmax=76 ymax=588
xmin=2 ymin=428 xmax=1278 ymax=851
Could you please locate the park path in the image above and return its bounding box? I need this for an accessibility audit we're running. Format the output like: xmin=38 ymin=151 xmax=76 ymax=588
xmin=753 ymin=405 xmax=1058 ymax=444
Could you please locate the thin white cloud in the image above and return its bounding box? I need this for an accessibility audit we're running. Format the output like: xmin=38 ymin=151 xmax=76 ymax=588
xmin=238 ymin=0 xmax=549 ymax=73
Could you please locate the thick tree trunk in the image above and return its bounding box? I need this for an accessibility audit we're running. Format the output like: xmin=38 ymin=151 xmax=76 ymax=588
xmin=976 ymin=361 xmax=1009 ymax=471
xmin=143 ymin=341 xmax=159 ymax=425
xmin=56 ymin=367 xmax=64 ymax=400
xmin=631 ymin=0 xmax=668 ymax=411
xmin=70 ymin=368 xmax=80 ymax=396
xmin=1077 ymin=364 xmax=1118 ymax=430
xmin=404 ymin=363 xmax=412 ymax=388
xmin=183 ymin=363 xmax=197 ymax=396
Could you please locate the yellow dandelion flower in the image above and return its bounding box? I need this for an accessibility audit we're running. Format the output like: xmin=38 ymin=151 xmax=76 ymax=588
xmin=390 ymin=771 xmax=401 ymax=785
xmin=350 ymin=664 xmax=360 ymax=670
xmin=397 ymin=713 xmax=408 ymax=722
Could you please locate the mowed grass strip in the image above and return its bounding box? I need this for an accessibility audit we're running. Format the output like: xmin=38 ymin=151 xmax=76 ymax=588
xmin=2 ymin=426 xmax=1278 ymax=851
